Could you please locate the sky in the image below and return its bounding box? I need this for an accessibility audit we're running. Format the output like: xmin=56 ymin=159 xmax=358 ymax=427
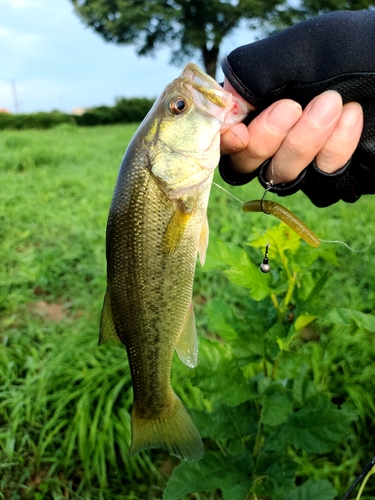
xmin=0 ymin=0 xmax=256 ymax=114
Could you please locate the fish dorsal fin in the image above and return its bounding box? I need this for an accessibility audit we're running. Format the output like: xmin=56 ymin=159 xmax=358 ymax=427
xmin=161 ymin=201 xmax=192 ymax=256
xmin=175 ymin=302 xmax=198 ymax=368
xmin=99 ymin=291 xmax=120 ymax=346
xmin=198 ymin=214 xmax=209 ymax=266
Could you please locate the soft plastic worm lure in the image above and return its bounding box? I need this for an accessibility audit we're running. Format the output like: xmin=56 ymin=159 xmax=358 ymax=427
xmin=242 ymin=200 xmax=321 ymax=248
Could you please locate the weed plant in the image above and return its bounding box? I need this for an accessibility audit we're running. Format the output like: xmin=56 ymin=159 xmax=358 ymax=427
xmin=1 ymin=125 xmax=375 ymax=499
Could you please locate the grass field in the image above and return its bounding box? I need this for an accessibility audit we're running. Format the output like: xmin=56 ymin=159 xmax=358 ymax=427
xmin=1 ymin=124 xmax=375 ymax=499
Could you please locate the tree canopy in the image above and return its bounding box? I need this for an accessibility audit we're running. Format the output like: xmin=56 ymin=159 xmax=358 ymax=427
xmin=70 ymin=0 xmax=282 ymax=79
xmin=71 ymin=0 xmax=374 ymax=79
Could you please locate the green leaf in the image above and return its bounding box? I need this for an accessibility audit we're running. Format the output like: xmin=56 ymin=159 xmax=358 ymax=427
xmin=205 ymin=236 xmax=271 ymax=300
xmin=253 ymin=450 xmax=297 ymax=500
xmin=324 ymin=308 xmax=375 ymax=332
xmin=190 ymin=402 xmax=257 ymax=440
xmin=196 ymin=338 xmax=256 ymax=406
xmin=261 ymin=392 xmax=293 ymax=426
xmin=302 ymin=271 xmax=330 ymax=302
xmin=207 ymin=299 xmax=237 ymax=341
xmin=294 ymin=313 xmax=317 ymax=332
xmin=224 ymin=262 xmax=271 ymax=300
xmin=291 ymin=364 xmax=318 ymax=406
xmin=204 ymin=237 xmax=248 ymax=271
xmin=282 ymin=399 xmax=357 ymax=453
xmin=224 ymin=259 xmax=271 ymax=301
xmin=248 ymin=223 xmax=301 ymax=254
xmin=163 ymin=451 xmax=253 ymax=500
xmin=285 ymin=479 xmax=336 ymax=500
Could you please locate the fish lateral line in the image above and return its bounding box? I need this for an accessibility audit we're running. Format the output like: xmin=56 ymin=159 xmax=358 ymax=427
xmin=242 ymin=199 xmax=321 ymax=248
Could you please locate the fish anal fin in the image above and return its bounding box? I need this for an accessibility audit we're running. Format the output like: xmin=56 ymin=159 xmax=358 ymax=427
xmin=198 ymin=214 xmax=209 ymax=266
xmin=130 ymin=390 xmax=203 ymax=461
xmin=175 ymin=302 xmax=198 ymax=368
xmin=99 ymin=291 xmax=120 ymax=346
xmin=161 ymin=203 xmax=192 ymax=256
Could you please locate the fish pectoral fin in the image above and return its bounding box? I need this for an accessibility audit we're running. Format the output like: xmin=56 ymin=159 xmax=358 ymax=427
xmin=161 ymin=205 xmax=192 ymax=256
xmin=98 ymin=291 xmax=120 ymax=346
xmin=175 ymin=302 xmax=198 ymax=368
xmin=198 ymin=214 xmax=209 ymax=266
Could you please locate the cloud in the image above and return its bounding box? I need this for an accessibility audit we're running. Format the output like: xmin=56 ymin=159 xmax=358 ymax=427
xmin=2 ymin=0 xmax=46 ymax=9
xmin=0 ymin=25 xmax=41 ymax=54
xmin=0 ymin=0 xmax=253 ymax=112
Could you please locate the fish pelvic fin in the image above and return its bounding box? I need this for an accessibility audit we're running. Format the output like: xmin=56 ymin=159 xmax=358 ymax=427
xmin=175 ymin=302 xmax=198 ymax=368
xmin=130 ymin=391 xmax=203 ymax=461
xmin=98 ymin=291 xmax=120 ymax=346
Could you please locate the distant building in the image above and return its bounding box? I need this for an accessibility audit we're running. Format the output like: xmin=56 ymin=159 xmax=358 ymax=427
xmin=71 ymin=107 xmax=88 ymax=116
xmin=0 ymin=108 xmax=10 ymax=114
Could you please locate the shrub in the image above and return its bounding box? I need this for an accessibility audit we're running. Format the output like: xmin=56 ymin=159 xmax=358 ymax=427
xmin=0 ymin=111 xmax=74 ymax=130
xmin=74 ymin=98 xmax=155 ymax=126
xmin=0 ymin=97 xmax=155 ymax=130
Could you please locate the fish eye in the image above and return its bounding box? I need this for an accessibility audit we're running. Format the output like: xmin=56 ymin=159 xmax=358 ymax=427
xmin=169 ymin=97 xmax=188 ymax=115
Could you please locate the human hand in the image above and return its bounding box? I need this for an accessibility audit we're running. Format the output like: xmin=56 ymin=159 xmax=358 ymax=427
xmin=221 ymin=79 xmax=364 ymax=185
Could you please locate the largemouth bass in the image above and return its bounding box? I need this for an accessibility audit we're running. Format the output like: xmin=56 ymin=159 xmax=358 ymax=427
xmin=99 ymin=63 xmax=249 ymax=461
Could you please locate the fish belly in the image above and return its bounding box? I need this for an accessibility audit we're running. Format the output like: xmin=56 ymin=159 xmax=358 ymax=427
xmin=106 ymin=163 xmax=206 ymax=460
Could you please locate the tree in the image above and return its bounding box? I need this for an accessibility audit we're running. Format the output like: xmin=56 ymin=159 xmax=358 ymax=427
xmin=70 ymin=0 xmax=283 ymax=79
xmin=263 ymin=0 xmax=374 ymax=32
xmin=70 ymin=0 xmax=374 ymax=80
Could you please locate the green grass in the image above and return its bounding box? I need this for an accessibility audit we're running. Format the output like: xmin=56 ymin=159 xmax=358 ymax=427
xmin=1 ymin=124 xmax=375 ymax=499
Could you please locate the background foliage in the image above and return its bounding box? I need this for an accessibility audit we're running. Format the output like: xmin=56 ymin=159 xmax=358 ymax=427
xmin=0 ymin=97 xmax=154 ymax=130
xmin=69 ymin=1 xmax=375 ymax=78
xmin=1 ymin=124 xmax=375 ymax=499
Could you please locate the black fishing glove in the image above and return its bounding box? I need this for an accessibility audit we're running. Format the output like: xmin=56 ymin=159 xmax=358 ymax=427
xmin=220 ymin=10 xmax=375 ymax=207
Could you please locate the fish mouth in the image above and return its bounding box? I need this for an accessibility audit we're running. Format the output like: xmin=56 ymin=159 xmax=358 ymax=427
xmin=180 ymin=63 xmax=251 ymax=131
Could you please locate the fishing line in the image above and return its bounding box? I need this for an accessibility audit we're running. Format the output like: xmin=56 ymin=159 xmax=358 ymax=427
xmin=212 ymin=181 xmax=244 ymax=205
xmin=213 ymin=182 xmax=371 ymax=259
xmin=319 ymin=236 xmax=372 ymax=253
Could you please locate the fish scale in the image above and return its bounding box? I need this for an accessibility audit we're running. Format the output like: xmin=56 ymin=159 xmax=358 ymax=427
xmin=99 ymin=63 xmax=250 ymax=460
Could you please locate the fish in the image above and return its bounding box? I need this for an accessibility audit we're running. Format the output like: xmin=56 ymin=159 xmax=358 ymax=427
xmin=99 ymin=63 xmax=250 ymax=461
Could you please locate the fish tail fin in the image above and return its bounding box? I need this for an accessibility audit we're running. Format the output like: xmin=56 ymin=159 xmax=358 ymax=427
xmin=130 ymin=391 xmax=203 ymax=461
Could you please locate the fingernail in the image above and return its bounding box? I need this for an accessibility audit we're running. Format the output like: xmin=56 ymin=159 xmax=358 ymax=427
xmin=341 ymin=102 xmax=363 ymax=128
xmin=267 ymin=101 xmax=302 ymax=134
xmin=307 ymin=90 xmax=342 ymax=126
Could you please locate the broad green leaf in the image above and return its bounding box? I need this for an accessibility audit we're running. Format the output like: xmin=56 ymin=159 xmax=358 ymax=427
xmin=197 ymin=369 xmax=254 ymax=406
xmin=207 ymin=299 xmax=237 ymax=341
xmin=204 ymin=236 xmax=271 ymax=300
xmin=190 ymin=402 xmax=257 ymax=440
xmin=324 ymin=308 xmax=375 ymax=332
xmin=261 ymin=392 xmax=293 ymax=426
xmin=266 ymin=322 xmax=289 ymax=357
xmin=163 ymin=451 xmax=253 ymax=500
xmin=300 ymin=271 xmax=330 ymax=303
xmin=196 ymin=338 xmax=256 ymax=406
xmin=254 ymin=450 xmax=297 ymax=500
xmin=204 ymin=236 xmax=248 ymax=271
xmin=294 ymin=313 xmax=317 ymax=332
xmin=276 ymin=335 xmax=297 ymax=352
xmin=291 ymin=364 xmax=318 ymax=406
xmin=282 ymin=401 xmax=357 ymax=453
xmin=224 ymin=267 xmax=271 ymax=301
xmin=248 ymin=223 xmax=301 ymax=254
xmin=285 ymin=479 xmax=336 ymax=500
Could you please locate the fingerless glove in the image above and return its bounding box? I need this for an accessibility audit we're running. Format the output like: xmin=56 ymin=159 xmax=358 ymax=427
xmin=220 ymin=10 xmax=375 ymax=207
